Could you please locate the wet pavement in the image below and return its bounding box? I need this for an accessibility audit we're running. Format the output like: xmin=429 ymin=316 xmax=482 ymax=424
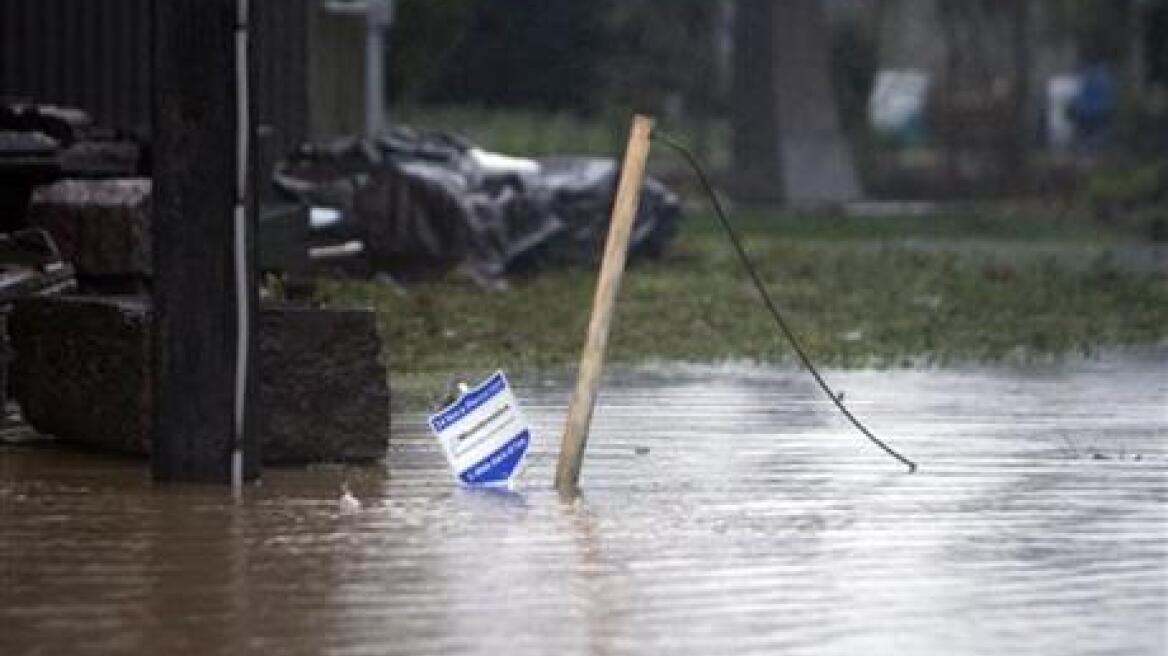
xmin=2 ymin=351 xmax=1166 ymax=655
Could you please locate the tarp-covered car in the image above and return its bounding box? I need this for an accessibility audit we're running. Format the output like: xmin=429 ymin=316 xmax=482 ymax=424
xmin=273 ymin=127 xmax=681 ymax=283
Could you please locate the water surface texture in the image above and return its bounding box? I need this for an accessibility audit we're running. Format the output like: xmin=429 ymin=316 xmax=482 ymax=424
xmin=3 ymin=352 xmax=1166 ymax=655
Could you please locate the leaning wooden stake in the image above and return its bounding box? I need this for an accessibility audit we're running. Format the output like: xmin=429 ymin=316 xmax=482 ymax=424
xmin=555 ymin=114 xmax=654 ymax=496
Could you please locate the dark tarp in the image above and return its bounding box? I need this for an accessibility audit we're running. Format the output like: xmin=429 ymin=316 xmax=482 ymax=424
xmin=273 ymin=127 xmax=681 ymax=283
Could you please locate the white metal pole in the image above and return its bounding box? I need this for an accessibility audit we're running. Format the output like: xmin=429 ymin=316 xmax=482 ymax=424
xmin=232 ymin=0 xmax=251 ymax=493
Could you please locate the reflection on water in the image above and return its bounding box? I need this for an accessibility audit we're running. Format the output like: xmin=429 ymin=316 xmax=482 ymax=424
xmin=2 ymin=351 xmax=1166 ymax=655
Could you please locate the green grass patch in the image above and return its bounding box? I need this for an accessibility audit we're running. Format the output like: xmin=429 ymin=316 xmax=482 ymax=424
xmin=315 ymin=210 xmax=1168 ymax=407
xmin=690 ymin=207 xmax=1113 ymax=242
xmin=391 ymin=105 xmax=624 ymax=158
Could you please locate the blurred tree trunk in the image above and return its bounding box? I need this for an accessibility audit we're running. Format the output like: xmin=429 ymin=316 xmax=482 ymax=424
xmin=731 ymin=0 xmax=779 ymax=201
xmin=937 ymin=0 xmax=961 ymax=194
xmin=1005 ymin=0 xmax=1031 ymax=194
xmin=731 ymin=0 xmax=860 ymax=206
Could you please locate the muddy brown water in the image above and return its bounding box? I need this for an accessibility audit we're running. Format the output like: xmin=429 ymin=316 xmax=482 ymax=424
xmin=2 ymin=351 xmax=1166 ymax=655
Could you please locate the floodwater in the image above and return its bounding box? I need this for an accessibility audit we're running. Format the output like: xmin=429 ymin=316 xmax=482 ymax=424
xmin=2 ymin=351 xmax=1166 ymax=655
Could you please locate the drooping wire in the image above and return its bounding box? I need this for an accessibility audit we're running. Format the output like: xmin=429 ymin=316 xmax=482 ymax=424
xmin=653 ymin=130 xmax=917 ymax=473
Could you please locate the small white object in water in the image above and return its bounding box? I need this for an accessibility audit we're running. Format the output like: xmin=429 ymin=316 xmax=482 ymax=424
xmin=339 ymin=483 xmax=361 ymax=515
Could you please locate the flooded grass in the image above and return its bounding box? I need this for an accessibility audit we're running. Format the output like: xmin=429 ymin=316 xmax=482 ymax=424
xmin=315 ymin=210 xmax=1168 ymax=407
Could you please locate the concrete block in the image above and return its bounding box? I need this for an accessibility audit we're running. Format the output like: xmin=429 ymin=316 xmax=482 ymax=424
xmin=27 ymin=178 xmax=152 ymax=278
xmin=10 ymin=296 xmax=390 ymax=463
xmin=258 ymin=306 xmax=389 ymax=463
xmin=10 ymin=295 xmax=152 ymax=454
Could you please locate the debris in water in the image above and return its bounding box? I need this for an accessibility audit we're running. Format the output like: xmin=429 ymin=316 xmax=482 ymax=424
xmin=339 ymin=483 xmax=361 ymax=514
xmin=428 ymin=371 xmax=532 ymax=487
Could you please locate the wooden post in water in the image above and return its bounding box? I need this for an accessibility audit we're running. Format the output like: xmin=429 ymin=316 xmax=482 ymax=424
xmin=151 ymin=0 xmax=259 ymax=482
xmin=555 ymin=114 xmax=654 ymax=496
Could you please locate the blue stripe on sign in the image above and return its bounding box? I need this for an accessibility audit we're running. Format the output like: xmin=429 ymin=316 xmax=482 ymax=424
xmin=429 ymin=371 xmax=508 ymax=432
xmin=458 ymin=431 xmax=529 ymax=485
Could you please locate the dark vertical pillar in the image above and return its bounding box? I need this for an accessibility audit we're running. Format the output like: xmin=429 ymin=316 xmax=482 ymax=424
xmin=151 ymin=0 xmax=259 ymax=482
xmin=1005 ymin=0 xmax=1031 ymax=195
xmin=307 ymin=5 xmax=366 ymax=139
xmin=731 ymin=0 xmax=782 ymax=203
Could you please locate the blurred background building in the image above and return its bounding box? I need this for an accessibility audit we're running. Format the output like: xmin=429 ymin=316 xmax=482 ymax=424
xmin=2 ymin=0 xmax=1165 ymax=209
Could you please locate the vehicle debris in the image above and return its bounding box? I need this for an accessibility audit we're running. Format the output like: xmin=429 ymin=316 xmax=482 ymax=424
xmin=273 ymin=126 xmax=682 ymax=284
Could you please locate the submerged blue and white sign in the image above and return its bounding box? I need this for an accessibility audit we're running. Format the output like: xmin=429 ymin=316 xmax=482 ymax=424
xmin=428 ymin=371 xmax=532 ymax=487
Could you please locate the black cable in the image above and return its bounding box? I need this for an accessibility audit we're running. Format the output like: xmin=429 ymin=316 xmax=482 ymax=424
xmin=653 ymin=130 xmax=917 ymax=473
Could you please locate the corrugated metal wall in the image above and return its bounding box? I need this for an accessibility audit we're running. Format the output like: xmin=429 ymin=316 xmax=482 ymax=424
xmin=0 ymin=0 xmax=153 ymax=132
xmin=252 ymin=0 xmax=310 ymax=183
xmin=0 ymin=0 xmax=308 ymax=164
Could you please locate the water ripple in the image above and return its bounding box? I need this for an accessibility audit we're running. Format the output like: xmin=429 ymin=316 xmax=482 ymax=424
xmin=2 ymin=353 xmax=1166 ymax=655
